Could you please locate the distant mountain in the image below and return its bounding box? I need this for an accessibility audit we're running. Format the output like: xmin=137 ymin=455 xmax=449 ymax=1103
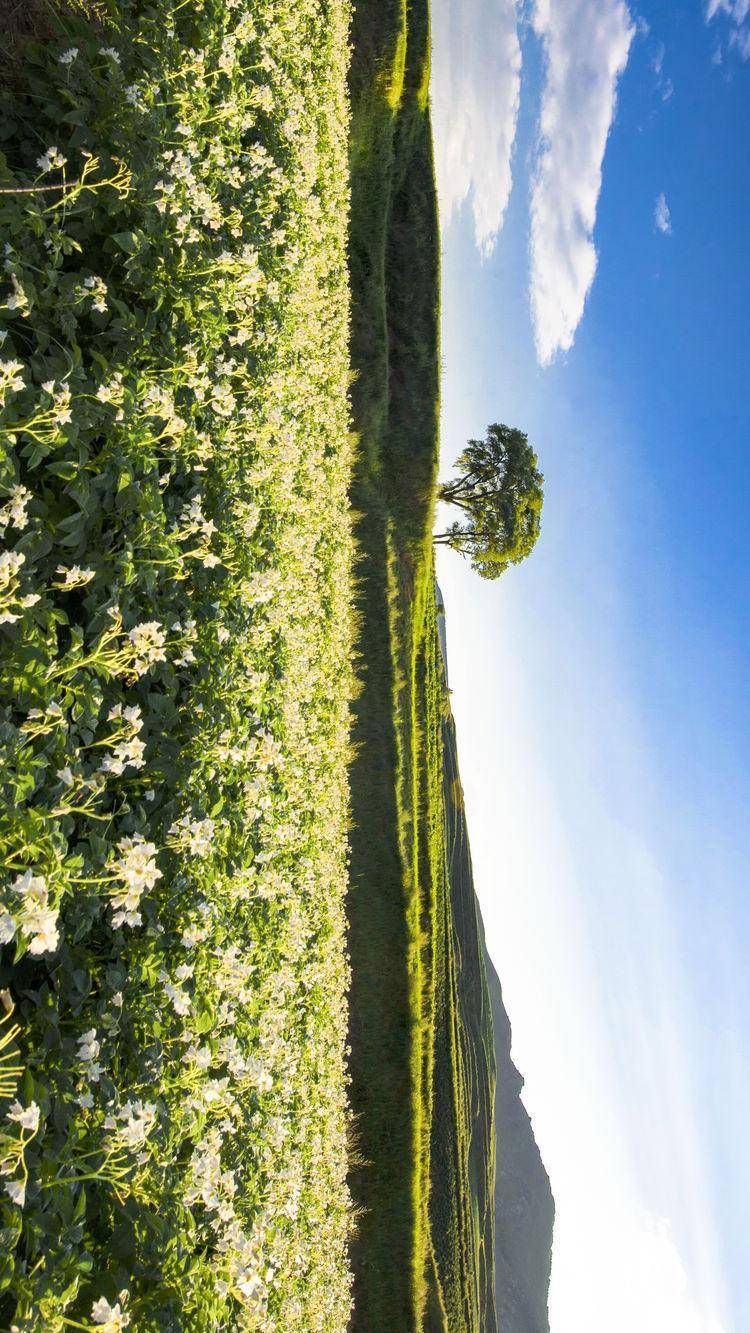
xmin=484 ymin=949 xmax=555 ymax=1333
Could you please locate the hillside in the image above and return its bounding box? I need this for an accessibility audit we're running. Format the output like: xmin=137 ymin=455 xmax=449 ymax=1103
xmin=429 ymin=653 xmax=497 ymax=1332
xmin=345 ymin=0 xmax=555 ymax=1325
xmin=344 ymin=0 xmax=497 ymax=1328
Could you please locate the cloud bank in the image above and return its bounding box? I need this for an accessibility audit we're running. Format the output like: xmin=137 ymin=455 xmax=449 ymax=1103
xmin=529 ymin=0 xmax=635 ymax=365
xmin=431 ymin=0 xmax=521 ymax=257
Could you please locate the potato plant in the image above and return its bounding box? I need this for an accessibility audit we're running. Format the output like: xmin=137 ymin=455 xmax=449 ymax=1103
xmin=0 ymin=1 xmax=354 ymax=1328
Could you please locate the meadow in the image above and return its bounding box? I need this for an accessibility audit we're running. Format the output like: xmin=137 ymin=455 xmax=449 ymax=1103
xmin=346 ymin=0 xmax=497 ymax=1329
xmin=0 ymin=2 xmax=355 ymax=1329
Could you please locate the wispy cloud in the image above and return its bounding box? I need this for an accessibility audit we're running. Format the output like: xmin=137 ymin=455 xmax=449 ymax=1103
xmin=655 ymin=191 xmax=672 ymax=234
xmin=706 ymin=0 xmax=750 ymax=21
xmin=706 ymin=0 xmax=750 ymax=61
xmin=529 ymin=0 xmax=635 ymax=365
xmin=431 ymin=0 xmax=521 ymax=257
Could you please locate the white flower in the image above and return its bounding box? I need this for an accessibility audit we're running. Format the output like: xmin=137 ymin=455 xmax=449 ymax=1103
xmin=36 ymin=147 xmax=66 ymax=173
xmin=5 ymin=277 xmax=27 ymax=313
xmin=0 ymin=483 xmax=31 ymax=535
xmin=11 ymin=872 xmax=59 ymax=955
xmin=83 ymin=275 xmax=108 ymax=314
xmin=169 ymin=814 xmax=215 ymax=858
xmin=164 ymin=980 xmax=190 ymax=1016
xmin=55 ymin=565 xmax=95 ymax=588
xmin=0 ymin=550 xmax=24 ymax=587
xmin=77 ymin=1029 xmax=100 ymax=1063
xmin=6 ymin=1101 xmax=40 ymax=1134
xmin=128 ymin=620 xmax=166 ymax=675
xmin=109 ymin=834 xmax=161 ymax=927
xmin=58 ymin=47 xmax=78 ymax=65
xmin=99 ymin=46 xmax=121 ymax=64
xmin=0 ymin=913 xmax=15 ymax=944
xmin=107 ymin=1100 xmax=156 ymax=1152
xmin=91 ymin=1296 xmax=130 ymax=1330
xmin=4 ymin=1179 xmax=25 ymax=1207
xmin=0 ymin=359 xmax=25 ymax=398
xmin=77 ymin=1090 xmax=94 ymax=1109
xmin=57 ymin=766 xmax=74 ymax=786
xmin=96 ymin=372 xmax=124 ymax=404
xmin=100 ymin=736 xmax=146 ymax=776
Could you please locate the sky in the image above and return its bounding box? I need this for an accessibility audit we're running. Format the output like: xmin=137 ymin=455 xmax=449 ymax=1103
xmin=430 ymin=2 xmax=750 ymax=1331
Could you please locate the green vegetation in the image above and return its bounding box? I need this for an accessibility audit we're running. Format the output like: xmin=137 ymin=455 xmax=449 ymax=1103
xmin=346 ymin=2 xmax=497 ymax=1330
xmin=436 ymin=424 xmax=544 ymax=579
xmin=0 ymin=2 xmax=355 ymax=1329
xmin=429 ymin=702 xmax=497 ymax=1333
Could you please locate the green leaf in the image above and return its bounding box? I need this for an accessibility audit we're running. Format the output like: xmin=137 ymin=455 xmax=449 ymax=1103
xmin=112 ymin=231 xmax=139 ymax=255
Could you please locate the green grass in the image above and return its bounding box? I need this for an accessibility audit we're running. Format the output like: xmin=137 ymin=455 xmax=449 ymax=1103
xmin=428 ymin=708 xmax=497 ymax=1333
xmin=0 ymin=2 xmax=356 ymax=1328
xmin=346 ymin=2 xmax=496 ymax=1330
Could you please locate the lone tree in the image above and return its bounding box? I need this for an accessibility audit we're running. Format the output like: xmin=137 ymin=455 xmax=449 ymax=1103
xmin=435 ymin=423 xmax=544 ymax=579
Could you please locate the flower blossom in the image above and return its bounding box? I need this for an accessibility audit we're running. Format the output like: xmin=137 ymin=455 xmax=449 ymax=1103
xmin=0 ymin=358 xmax=25 ymax=400
xmin=4 ymin=1179 xmax=25 ymax=1207
xmin=169 ymin=814 xmax=215 ymax=857
xmin=83 ymin=275 xmax=108 ymax=314
xmin=91 ymin=1294 xmax=130 ymax=1330
xmin=104 ymin=1100 xmax=156 ymax=1152
xmin=0 ymin=484 xmax=31 ymax=536
xmin=109 ymin=834 xmax=161 ymax=927
xmin=11 ymin=871 xmax=59 ymax=955
xmin=0 ymin=550 xmax=24 ymax=587
xmin=6 ymin=1101 xmax=40 ymax=1133
xmin=36 ymin=147 xmax=66 ymax=173
xmin=77 ymin=1029 xmax=103 ymax=1083
xmin=55 ymin=565 xmax=95 ymax=588
xmin=128 ymin=620 xmax=166 ymax=675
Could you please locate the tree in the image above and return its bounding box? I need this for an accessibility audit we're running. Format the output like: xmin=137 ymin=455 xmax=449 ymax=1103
xmin=434 ymin=423 xmax=543 ymax=579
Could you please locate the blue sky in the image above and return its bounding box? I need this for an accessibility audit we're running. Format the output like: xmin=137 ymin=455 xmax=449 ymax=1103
xmin=431 ymin=2 xmax=750 ymax=1330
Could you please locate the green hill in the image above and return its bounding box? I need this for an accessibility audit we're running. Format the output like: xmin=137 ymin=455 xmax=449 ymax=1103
xmin=345 ymin=0 xmax=498 ymax=1327
xmin=427 ymin=617 xmax=497 ymax=1333
xmin=345 ymin=3 xmax=555 ymax=1330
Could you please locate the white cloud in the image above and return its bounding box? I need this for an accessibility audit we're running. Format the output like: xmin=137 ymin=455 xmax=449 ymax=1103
xmin=728 ymin=24 xmax=750 ymax=56
xmin=655 ymin=191 xmax=672 ymax=234
xmin=431 ymin=0 xmax=521 ymax=257
xmin=706 ymin=0 xmax=750 ymax=21
xmin=529 ymin=0 xmax=635 ymax=365
xmin=706 ymin=0 xmax=750 ymax=59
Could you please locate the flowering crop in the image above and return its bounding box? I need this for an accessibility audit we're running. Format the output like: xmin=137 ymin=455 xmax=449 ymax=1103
xmin=0 ymin=0 xmax=354 ymax=1328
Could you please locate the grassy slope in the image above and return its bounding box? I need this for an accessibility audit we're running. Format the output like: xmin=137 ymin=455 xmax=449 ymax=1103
xmin=346 ymin=0 xmax=440 ymax=1325
xmin=430 ymin=703 xmax=497 ymax=1333
xmin=346 ymin=2 xmax=496 ymax=1329
xmin=0 ymin=3 xmax=355 ymax=1328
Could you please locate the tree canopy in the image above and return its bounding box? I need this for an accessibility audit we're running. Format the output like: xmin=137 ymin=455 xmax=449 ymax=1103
xmin=435 ymin=423 xmax=544 ymax=579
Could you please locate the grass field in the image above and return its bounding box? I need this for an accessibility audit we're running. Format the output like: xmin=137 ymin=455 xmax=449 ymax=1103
xmin=346 ymin=1 xmax=497 ymax=1329
xmin=0 ymin=3 xmax=355 ymax=1329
